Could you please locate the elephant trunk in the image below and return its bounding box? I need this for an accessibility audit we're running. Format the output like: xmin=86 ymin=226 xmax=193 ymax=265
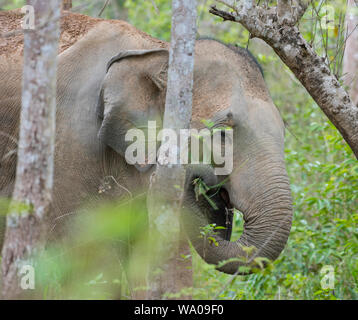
xmin=183 ymin=154 xmax=293 ymax=275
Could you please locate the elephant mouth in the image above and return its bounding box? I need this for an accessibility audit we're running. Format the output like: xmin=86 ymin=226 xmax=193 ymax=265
xmin=187 ymin=179 xmax=235 ymax=241
xmin=183 ymin=161 xmax=293 ymax=274
xmin=219 ymin=188 xmax=232 ymax=211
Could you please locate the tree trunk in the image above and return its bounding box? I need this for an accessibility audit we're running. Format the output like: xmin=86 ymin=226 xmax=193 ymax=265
xmin=62 ymin=0 xmax=72 ymax=11
xmin=146 ymin=0 xmax=197 ymax=299
xmin=210 ymin=1 xmax=358 ymax=160
xmin=343 ymin=0 xmax=358 ymax=106
xmin=1 ymin=0 xmax=61 ymax=299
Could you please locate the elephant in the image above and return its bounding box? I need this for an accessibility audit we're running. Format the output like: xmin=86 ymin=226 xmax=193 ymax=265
xmin=0 ymin=10 xmax=292 ymax=276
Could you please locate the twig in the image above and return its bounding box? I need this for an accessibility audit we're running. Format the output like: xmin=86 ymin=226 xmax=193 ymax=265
xmin=209 ymin=6 xmax=236 ymax=21
xmin=331 ymin=22 xmax=358 ymax=76
xmin=98 ymin=0 xmax=111 ymax=17
xmin=149 ymin=0 xmax=159 ymax=15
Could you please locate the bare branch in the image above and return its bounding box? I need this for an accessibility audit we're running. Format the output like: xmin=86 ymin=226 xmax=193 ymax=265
xmin=277 ymin=0 xmax=308 ymax=25
xmin=209 ymin=5 xmax=237 ymax=21
xmin=277 ymin=0 xmax=292 ymax=24
xmin=98 ymin=0 xmax=111 ymax=17
xmin=210 ymin=0 xmax=358 ymax=158
xmin=292 ymin=0 xmax=309 ymax=24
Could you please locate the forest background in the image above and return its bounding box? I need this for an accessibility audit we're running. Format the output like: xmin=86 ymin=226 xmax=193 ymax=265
xmin=1 ymin=0 xmax=357 ymax=299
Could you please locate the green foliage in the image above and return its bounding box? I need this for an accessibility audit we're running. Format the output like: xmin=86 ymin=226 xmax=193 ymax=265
xmin=192 ymin=0 xmax=358 ymax=300
xmin=1 ymin=0 xmax=357 ymax=300
xmin=0 ymin=0 xmax=24 ymax=10
xmin=124 ymin=0 xmax=172 ymax=41
xmin=32 ymin=194 xmax=152 ymax=299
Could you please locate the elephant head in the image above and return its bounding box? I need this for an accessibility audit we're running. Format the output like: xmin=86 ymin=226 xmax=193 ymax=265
xmin=96 ymin=39 xmax=292 ymax=275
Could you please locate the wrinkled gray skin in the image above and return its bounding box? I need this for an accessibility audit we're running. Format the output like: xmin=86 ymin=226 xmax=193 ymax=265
xmin=0 ymin=20 xmax=292 ymax=275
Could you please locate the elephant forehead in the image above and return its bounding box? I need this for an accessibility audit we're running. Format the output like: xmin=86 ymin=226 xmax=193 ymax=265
xmin=191 ymin=77 xmax=233 ymax=126
xmin=191 ymin=92 xmax=231 ymax=126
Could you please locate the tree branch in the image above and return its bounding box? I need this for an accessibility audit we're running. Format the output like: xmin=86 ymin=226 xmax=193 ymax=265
xmin=98 ymin=0 xmax=111 ymax=17
xmin=209 ymin=6 xmax=236 ymax=21
xmin=277 ymin=0 xmax=292 ymax=24
xmin=210 ymin=0 xmax=358 ymax=159
xmin=295 ymin=0 xmax=309 ymax=21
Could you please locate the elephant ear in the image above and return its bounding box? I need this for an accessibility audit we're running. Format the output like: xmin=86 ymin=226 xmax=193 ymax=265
xmin=97 ymin=49 xmax=169 ymax=172
xmin=106 ymin=49 xmax=169 ymax=77
xmin=96 ymin=49 xmax=169 ymax=120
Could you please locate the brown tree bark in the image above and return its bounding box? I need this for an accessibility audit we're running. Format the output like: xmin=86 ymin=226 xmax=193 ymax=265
xmin=210 ymin=0 xmax=358 ymax=160
xmin=146 ymin=0 xmax=197 ymax=299
xmin=343 ymin=0 xmax=358 ymax=106
xmin=1 ymin=0 xmax=61 ymax=299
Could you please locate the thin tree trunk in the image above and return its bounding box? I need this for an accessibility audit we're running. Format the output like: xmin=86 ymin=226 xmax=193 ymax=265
xmin=210 ymin=0 xmax=358 ymax=159
xmin=146 ymin=0 xmax=197 ymax=300
xmin=1 ymin=0 xmax=61 ymax=299
xmin=343 ymin=0 xmax=358 ymax=106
